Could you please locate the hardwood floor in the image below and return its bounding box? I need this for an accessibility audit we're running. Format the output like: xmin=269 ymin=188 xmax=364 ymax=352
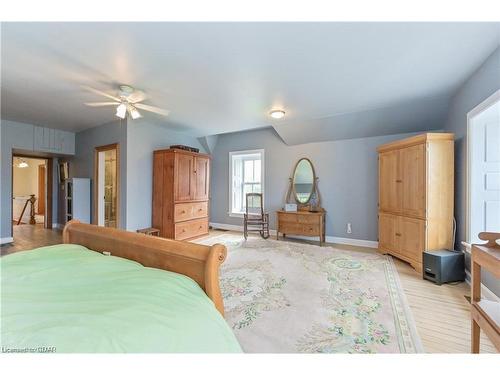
xmin=1 ymin=226 xmax=496 ymax=353
xmin=0 ymin=224 xmax=62 ymax=256
xmin=394 ymin=258 xmax=496 ymax=353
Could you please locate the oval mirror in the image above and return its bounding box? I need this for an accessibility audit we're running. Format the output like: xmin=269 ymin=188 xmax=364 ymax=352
xmin=293 ymin=158 xmax=315 ymax=204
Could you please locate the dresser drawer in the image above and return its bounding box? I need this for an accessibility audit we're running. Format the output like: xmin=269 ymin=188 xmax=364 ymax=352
xmin=174 ymin=202 xmax=208 ymax=222
xmin=277 ymin=213 xmax=298 ymax=223
xmin=279 ymin=222 xmax=320 ymax=236
xmin=175 ymin=218 xmax=208 ymax=240
xmin=297 ymin=214 xmax=320 ymax=224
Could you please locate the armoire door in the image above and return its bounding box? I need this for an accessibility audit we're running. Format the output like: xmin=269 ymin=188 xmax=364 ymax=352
xmin=193 ymin=156 xmax=210 ymax=200
xmin=399 ymin=216 xmax=426 ymax=262
xmin=379 ymin=150 xmax=400 ymax=213
xmin=379 ymin=213 xmax=399 ymax=253
xmin=174 ymin=154 xmax=195 ymax=201
xmin=400 ymin=144 xmax=426 ymax=218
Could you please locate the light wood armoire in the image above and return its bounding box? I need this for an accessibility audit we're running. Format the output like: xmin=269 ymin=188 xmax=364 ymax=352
xmin=152 ymin=149 xmax=210 ymax=240
xmin=377 ymin=133 xmax=454 ymax=273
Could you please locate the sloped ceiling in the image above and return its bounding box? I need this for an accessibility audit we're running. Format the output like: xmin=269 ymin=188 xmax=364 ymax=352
xmin=197 ymin=135 xmax=219 ymax=154
xmin=273 ymin=96 xmax=451 ymax=144
xmin=1 ymin=22 xmax=499 ymax=144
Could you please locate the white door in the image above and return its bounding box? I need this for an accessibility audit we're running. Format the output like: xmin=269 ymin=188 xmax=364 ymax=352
xmin=469 ymin=99 xmax=500 ymax=243
xmin=97 ymin=151 xmax=105 ymax=226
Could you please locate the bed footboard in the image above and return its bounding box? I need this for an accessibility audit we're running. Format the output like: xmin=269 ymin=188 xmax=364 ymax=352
xmin=62 ymin=220 xmax=227 ymax=316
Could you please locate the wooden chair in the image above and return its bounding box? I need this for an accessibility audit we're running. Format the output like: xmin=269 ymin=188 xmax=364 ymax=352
xmin=471 ymin=232 xmax=500 ymax=353
xmin=243 ymin=193 xmax=270 ymax=240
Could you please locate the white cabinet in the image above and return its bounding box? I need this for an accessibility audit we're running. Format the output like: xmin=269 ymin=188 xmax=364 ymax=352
xmin=34 ymin=126 xmax=75 ymax=155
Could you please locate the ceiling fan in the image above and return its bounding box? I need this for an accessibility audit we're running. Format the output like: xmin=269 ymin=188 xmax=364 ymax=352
xmin=83 ymin=85 xmax=169 ymax=120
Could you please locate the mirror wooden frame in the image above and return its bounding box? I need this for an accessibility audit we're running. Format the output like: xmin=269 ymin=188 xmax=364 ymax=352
xmin=285 ymin=157 xmax=322 ymax=211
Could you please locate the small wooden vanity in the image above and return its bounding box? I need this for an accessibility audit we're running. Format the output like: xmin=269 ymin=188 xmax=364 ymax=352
xmin=276 ymin=210 xmax=326 ymax=245
xmin=277 ymin=157 xmax=326 ymax=245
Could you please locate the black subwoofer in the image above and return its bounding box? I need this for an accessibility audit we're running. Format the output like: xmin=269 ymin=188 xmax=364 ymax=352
xmin=422 ymin=250 xmax=465 ymax=285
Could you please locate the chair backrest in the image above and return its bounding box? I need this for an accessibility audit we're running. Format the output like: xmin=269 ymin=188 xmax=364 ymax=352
xmin=246 ymin=193 xmax=264 ymax=217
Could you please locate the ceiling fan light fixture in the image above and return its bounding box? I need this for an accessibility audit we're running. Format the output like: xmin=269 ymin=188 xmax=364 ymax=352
xmin=129 ymin=106 xmax=142 ymax=120
xmin=115 ymin=103 xmax=127 ymax=119
xmin=270 ymin=110 xmax=285 ymax=119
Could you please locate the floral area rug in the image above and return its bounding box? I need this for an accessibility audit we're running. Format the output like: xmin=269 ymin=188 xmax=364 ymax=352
xmin=195 ymin=233 xmax=423 ymax=353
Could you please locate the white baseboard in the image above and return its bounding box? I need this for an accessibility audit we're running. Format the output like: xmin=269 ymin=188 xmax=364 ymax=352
xmin=464 ymin=269 xmax=499 ymax=302
xmin=1 ymin=237 xmax=14 ymax=245
xmin=209 ymin=222 xmax=378 ymax=249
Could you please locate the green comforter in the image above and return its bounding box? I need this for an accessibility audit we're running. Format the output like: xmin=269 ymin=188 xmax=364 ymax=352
xmin=1 ymin=244 xmax=241 ymax=353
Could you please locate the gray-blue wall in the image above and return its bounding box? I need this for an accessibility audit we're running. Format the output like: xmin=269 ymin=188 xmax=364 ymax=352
xmin=62 ymin=119 xmax=128 ymax=228
xmin=210 ymin=127 xmax=428 ymax=242
xmin=59 ymin=118 xmax=205 ymax=232
xmin=444 ymin=46 xmax=500 ymax=296
xmin=1 ymin=120 xmax=59 ymax=240
xmin=125 ymin=119 xmax=205 ymax=231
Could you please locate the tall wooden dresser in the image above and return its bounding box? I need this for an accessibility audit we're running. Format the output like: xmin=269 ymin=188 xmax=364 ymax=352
xmin=152 ymin=149 xmax=210 ymax=240
xmin=377 ymin=133 xmax=454 ymax=273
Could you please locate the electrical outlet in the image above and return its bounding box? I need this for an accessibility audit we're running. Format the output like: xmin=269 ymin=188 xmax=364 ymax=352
xmin=347 ymin=222 xmax=352 ymax=234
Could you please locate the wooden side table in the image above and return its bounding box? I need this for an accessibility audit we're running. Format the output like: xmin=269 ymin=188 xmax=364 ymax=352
xmin=471 ymin=232 xmax=500 ymax=353
xmin=276 ymin=210 xmax=326 ymax=246
xmin=136 ymin=227 xmax=160 ymax=237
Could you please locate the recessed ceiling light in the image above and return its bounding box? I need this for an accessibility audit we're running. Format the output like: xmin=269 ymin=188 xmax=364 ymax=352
xmin=269 ymin=110 xmax=285 ymax=119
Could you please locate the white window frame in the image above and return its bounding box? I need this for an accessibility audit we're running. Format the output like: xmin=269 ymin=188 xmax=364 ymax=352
xmin=228 ymin=149 xmax=265 ymax=218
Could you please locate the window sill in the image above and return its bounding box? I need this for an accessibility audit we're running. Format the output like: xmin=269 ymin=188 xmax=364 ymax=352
xmin=228 ymin=212 xmax=245 ymax=218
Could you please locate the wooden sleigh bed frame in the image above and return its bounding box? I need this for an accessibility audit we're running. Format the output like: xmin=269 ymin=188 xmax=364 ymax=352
xmin=62 ymin=220 xmax=227 ymax=316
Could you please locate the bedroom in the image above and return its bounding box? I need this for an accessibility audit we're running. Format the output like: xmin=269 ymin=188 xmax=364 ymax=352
xmin=1 ymin=2 xmax=499 ymax=373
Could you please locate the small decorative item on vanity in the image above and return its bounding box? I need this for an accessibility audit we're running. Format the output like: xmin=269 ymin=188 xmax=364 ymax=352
xmin=284 ymin=203 xmax=297 ymax=212
xmin=277 ymin=158 xmax=326 ymax=245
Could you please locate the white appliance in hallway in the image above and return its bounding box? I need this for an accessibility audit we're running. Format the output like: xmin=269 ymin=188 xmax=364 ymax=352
xmin=65 ymin=178 xmax=91 ymax=224
xmin=468 ymin=93 xmax=500 ymax=243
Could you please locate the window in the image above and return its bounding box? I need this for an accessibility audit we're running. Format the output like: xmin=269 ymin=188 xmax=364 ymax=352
xmin=229 ymin=149 xmax=264 ymax=216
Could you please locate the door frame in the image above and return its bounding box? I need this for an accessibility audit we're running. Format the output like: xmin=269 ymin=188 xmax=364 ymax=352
xmin=37 ymin=164 xmax=46 ymax=215
xmin=93 ymin=143 xmax=120 ymax=227
xmin=11 ymin=154 xmax=53 ymax=233
xmin=466 ymin=89 xmax=500 ymax=243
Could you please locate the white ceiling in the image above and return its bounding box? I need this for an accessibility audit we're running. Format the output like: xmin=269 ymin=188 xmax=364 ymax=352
xmin=1 ymin=22 xmax=499 ymax=140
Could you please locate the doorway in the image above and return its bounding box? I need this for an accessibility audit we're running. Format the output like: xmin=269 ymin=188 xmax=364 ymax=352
xmin=94 ymin=143 xmax=119 ymax=228
xmin=11 ymin=155 xmax=53 ymax=231
xmin=467 ymin=90 xmax=500 ymax=243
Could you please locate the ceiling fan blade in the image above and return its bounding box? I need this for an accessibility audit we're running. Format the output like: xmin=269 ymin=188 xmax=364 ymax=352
xmin=81 ymin=86 xmax=121 ymax=102
xmin=84 ymin=102 xmax=120 ymax=107
xmin=127 ymin=90 xmax=147 ymax=103
xmin=134 ymin=103 xmax=170 ymax=116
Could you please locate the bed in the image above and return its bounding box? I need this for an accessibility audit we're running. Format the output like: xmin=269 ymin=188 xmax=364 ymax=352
xmin=1 ymin=220 xmax=241 ymax=353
